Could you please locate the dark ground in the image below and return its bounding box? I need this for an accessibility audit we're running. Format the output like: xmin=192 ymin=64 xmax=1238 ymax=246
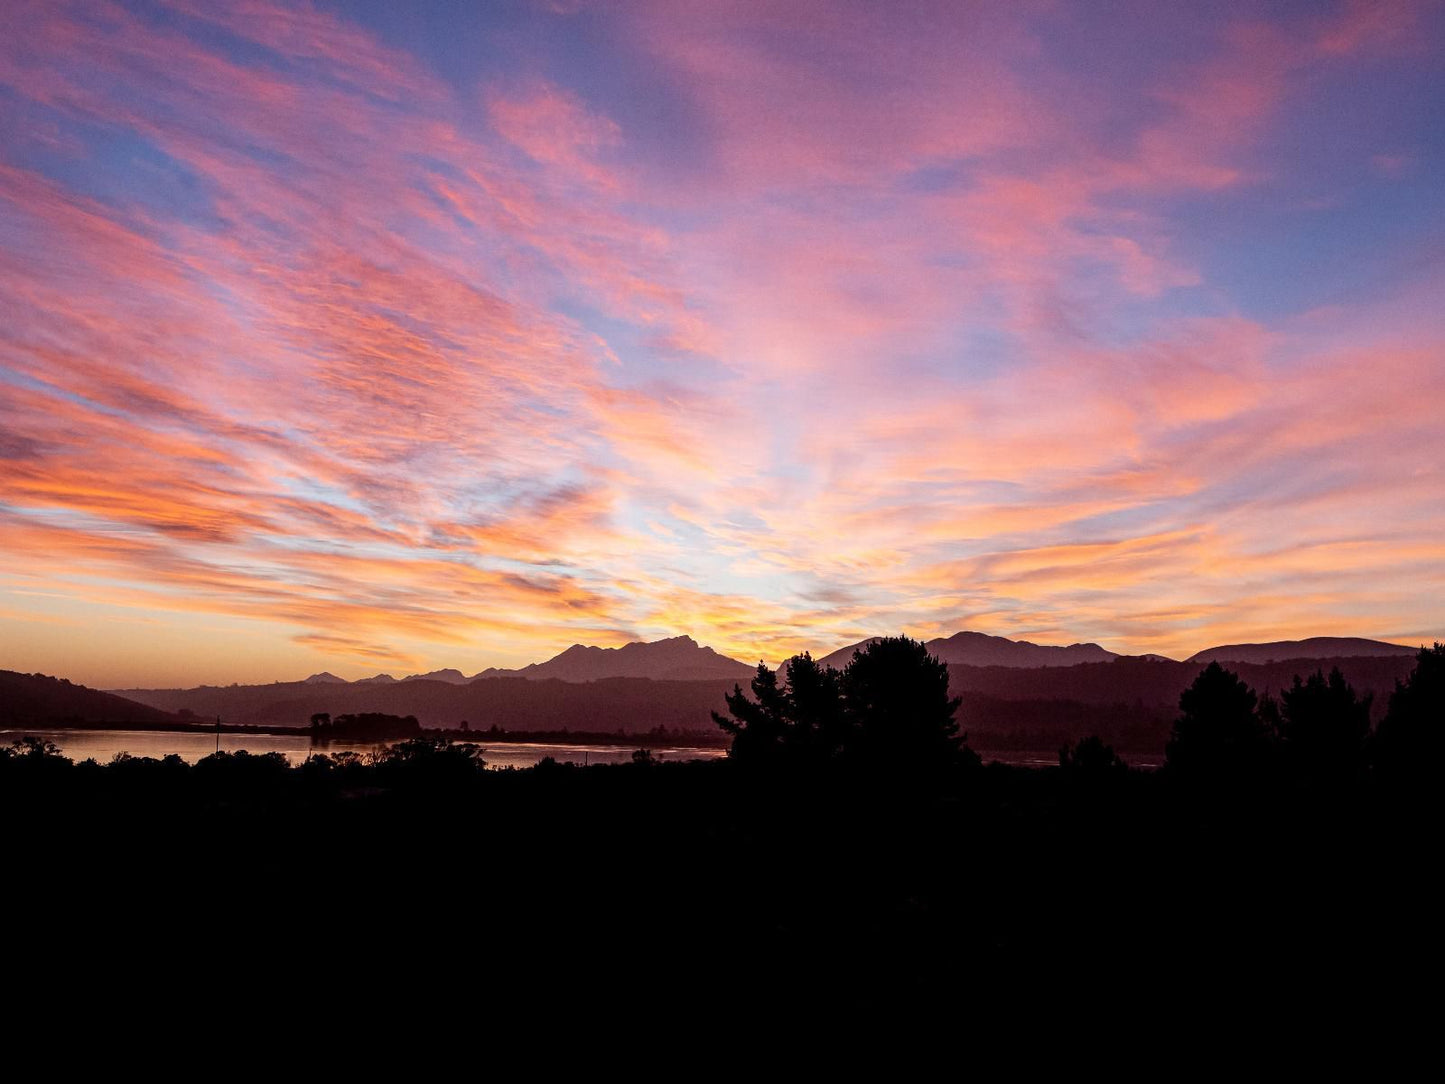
xmin=4 ymin=741 xmax=1435 ymax=1022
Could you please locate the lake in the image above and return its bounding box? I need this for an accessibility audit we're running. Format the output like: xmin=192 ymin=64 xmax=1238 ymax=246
xmin=1 ymin=728 xmax=728 ymax=768
xmin=3 ymin=730 xmax=1162 ymax=770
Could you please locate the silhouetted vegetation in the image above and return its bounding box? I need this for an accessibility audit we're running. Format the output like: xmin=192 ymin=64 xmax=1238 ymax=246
xmin=1058 ymin=734 xmax=1128 ymax=775
xmin=3 ymin=644 xmax=1438 ymax=1005
xmin=1165 ymin=661 xmax=1276 ymax=784
xmin=1372 ymin=643 xmax=1444 ymax=789
xmin=713 ymin=637 xmax=977 ymax=777
xmin=1276 ymin=667 xmax=1372 ymax=787
xmin=309 ymin=711 xmax=421 ymax=742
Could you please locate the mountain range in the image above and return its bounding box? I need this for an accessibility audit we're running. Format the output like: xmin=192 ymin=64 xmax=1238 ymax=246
xmin=294 ymin=635 xmax=756 ymax=687
xmin=5 ymin=629 xmax=1429 ymax=754
xmin=269 ymin=630 xmax=1419 ymax=688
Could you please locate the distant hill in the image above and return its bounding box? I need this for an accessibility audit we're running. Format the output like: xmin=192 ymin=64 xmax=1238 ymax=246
xmin=1 ymin=671 xmax=179 ymax=728
xmin=353 ymin=674 xmax=397 ymax=685
xmin=477 ymin=635 xmax=756 ymax=683
xmin=818 ymin=630 xmax=1118 ymax=670
xmin=1188 ymin=637 xmax=1419 ymax=665
xmin=302 ymin=672 xmax=347 ymax=685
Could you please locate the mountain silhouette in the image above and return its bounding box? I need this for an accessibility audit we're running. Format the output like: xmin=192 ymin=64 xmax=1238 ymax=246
xmin=56 ymin=640 xmax=1421 ymax=755
xmin=818 ymin=630 xmax=1118 ymax=670
xmin=401 ymin=669 xmax=469 ymax=684
xmin=1 ymin=670 xmax=179 ymax=727
xmin=353 ymin=673 xmax=397 ymax=684
xmin=301 ymin=672 xmax=347 ymax=685
xmin=1188 ymin=637 xmax=1418 ymax=665
xmin=475 ymin=635 xmax=756 ymax=683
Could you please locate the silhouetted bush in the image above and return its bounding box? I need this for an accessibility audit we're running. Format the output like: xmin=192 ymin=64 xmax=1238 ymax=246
xmin=1059 ymin=735 xmax=1128 ymax=775
xmin=372 ymin=736 xmax=486 ymax=787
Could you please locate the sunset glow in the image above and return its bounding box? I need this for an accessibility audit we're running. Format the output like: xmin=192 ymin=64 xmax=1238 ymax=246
xmin=2 ymin=0 xmax=1443 ymax=686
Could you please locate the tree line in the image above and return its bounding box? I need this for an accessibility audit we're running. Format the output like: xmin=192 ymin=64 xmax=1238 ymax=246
xmin=713 ymin=635 xmax=1443 ymax=789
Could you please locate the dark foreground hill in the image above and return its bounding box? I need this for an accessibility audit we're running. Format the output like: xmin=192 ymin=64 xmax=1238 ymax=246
xmin=1 ymin=670 xmax=178 ymax=728
xmin=3 ymin=733 xmax=1434 ymax=1008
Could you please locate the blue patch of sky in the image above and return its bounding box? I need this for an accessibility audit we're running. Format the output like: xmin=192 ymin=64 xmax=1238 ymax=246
xmin=1135 ymin=51 xmax=1445 ymax=323
xmin=547 ymin=297 xmax=728 ymax=386
xmin=313 ymin=0 xmax=535 ymax=93
xmin=1150 ymin=178 xmax=1444 ymax=323
xmin=323 ymin=0 xmax=713 ymax=181
xmin=0 ymin=95 xmax=221 ymax=235
xmin=0 ymin=367 xmax=133 ymax=422
xmin=896 ymin=157 xmax=983 ymax=196
xmin=920 ymin=324 xmax=1031 ymax=383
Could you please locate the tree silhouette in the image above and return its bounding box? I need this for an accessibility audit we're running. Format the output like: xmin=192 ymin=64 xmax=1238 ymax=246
xmin=779 ymin=651 xmax=848 ymax=761
xmin=1165 ymin=662 xmax=1273 ymax=781
xmin=713 ymin=661 xmax=790 ymax=763
xmin=713 ymin=636 xmax=973 ymax=775
xmin=1277 ymin=667 xmax=1370 ymax=785
xmin=839 ymin=636 xmax=971 ymax=775
xmin=1372 ymin=643 xmax=1444 ymax=786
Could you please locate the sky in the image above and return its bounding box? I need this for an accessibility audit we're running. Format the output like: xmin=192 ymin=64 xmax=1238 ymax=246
xmin=1 ymin=0 xmax=1443 ymax=688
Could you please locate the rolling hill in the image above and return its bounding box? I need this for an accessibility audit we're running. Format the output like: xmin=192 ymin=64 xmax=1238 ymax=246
xmin=1188 ymin=637 xmax=1419 ymax=664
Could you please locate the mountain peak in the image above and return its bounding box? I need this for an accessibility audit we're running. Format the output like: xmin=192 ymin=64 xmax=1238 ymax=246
xmin=482 ymin=634 xmax=750 ymax=683
xmin=401 ymin=668 xmax=470 ymax=684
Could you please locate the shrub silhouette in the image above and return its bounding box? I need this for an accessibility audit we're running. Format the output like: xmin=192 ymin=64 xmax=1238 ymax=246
xmin=1059 ymin=735 xmax=1128 ymax=775
xmin=373 ymin=736 xmax=486 ymax=786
